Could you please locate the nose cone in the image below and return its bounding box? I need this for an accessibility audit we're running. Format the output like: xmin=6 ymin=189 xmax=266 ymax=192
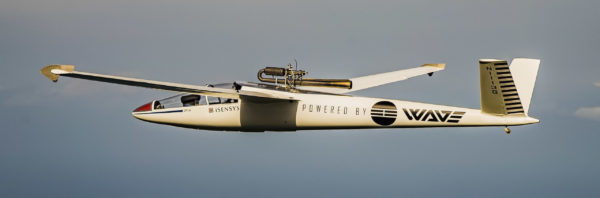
xmin=133 ymin=102 xmax=153 ymax=112
xmin=132 ymin=102 xmax=153 ymax=120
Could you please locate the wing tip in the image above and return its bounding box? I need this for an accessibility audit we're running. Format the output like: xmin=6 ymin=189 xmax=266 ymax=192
xmin=421 ymin=63 xmax=446 ymax=69
xmin=40 ymin=64 xmax=74 ymax=82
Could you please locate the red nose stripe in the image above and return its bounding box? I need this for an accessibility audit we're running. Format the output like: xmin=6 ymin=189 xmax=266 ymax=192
xmin=134 ymin=102 xmax=152 ymax=112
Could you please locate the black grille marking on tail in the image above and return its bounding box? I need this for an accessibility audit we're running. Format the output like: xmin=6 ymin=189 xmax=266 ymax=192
xmin=494 ymin=63 xmax=525 ymax=114
xmin=506 ymin=106 xmax=523 ymax=110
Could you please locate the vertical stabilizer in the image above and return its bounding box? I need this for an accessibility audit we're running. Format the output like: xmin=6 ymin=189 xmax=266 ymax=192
xmin=479 ymin=58 xmax=540 ymax=116
xmin=479 ymin=59 xmax=524 ymax=115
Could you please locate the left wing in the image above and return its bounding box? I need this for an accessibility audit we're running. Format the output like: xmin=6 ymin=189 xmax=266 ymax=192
xmin=40 ymin=65 xmax=297 ymax=100
xmin=298 ymin=63 xmax=445 ymax=94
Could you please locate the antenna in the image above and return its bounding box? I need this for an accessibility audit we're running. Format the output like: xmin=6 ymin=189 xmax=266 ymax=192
xmin=294 ymin=59 xmax=298 ymax=70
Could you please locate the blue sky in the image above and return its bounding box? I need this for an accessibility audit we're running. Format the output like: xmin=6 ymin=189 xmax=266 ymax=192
xmin=1 ymin=0 xmax=599 ymax=197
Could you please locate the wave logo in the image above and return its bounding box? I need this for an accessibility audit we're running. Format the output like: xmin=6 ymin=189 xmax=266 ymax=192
xmin=402 ymin=108 xmax=465 ymax=123
xmin=371 ymin=101 xmax=397 ymax=126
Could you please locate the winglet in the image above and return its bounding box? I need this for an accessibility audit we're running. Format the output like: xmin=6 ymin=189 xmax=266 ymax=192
xmin=421 ymin=63 xmax=446 ymax=69
xmin=40 ymin=65 xmax=75 ymax=82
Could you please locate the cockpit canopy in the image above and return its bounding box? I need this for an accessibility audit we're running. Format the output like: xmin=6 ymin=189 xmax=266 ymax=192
xmin=153 ymin=94 xmax=238 ymax=110
xmin=133 ymin=83 xmax=241 ymax=112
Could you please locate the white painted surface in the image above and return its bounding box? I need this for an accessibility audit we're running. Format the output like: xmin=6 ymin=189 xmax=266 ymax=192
xmin=510 ymin=58 xmax=541 ymax=115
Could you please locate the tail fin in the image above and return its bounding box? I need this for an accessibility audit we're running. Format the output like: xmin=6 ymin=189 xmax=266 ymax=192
xmin=509 ymin=58 xmax=540 ymax=115
xmin=479 ymin=58 xmax=540 ymax=116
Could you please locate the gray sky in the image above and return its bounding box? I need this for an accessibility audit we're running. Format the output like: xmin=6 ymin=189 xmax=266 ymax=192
xmin=1 ymin=0 xmax=599 ymax=197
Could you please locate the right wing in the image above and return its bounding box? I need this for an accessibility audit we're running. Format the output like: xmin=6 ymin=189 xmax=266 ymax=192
xmin=298 ymin=63 xmax=445 ymax=94
xmin=40 ymin=65 xmax=297 ymax=100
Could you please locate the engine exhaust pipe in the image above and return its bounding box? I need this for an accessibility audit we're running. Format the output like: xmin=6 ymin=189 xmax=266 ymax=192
xmin=257 ymin=67 xmax=352 ymax=89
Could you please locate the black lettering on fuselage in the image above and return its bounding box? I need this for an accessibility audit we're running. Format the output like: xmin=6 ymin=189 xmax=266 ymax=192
xmin=410 ymin=109 xmax=425 ymax=120
xmin=435 ymin=110 xmax=452 ymax=122
xmin=402 ymin=108 xmax=465 ymax=123
xmin=422 ymin=110 xmax=438 ymax=122
xmin=214 ymin=105 xmax=240 ymax=113
xmin=403 ymin=108 xmax=413 ymax=120
xmin=300 ymin=103 xmax=368 ymax=116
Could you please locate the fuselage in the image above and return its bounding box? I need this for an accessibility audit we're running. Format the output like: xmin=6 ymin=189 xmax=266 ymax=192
xmin=132 ymin=87 xmax=539 ymax=132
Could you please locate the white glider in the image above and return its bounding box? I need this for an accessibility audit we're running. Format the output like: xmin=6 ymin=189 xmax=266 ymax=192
xmin=41 ymin=58 xmax=540 ymax=133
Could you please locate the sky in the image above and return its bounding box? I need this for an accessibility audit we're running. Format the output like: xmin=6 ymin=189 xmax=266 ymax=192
xmin=1 ymin=0 xmax=599 ymax=197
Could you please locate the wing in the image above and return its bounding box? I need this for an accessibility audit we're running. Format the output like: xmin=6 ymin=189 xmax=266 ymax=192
xmin=297 ymin=63 xmax=445 ymax=94
xmin=40 ymin=65 xmax=297 ymax=100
